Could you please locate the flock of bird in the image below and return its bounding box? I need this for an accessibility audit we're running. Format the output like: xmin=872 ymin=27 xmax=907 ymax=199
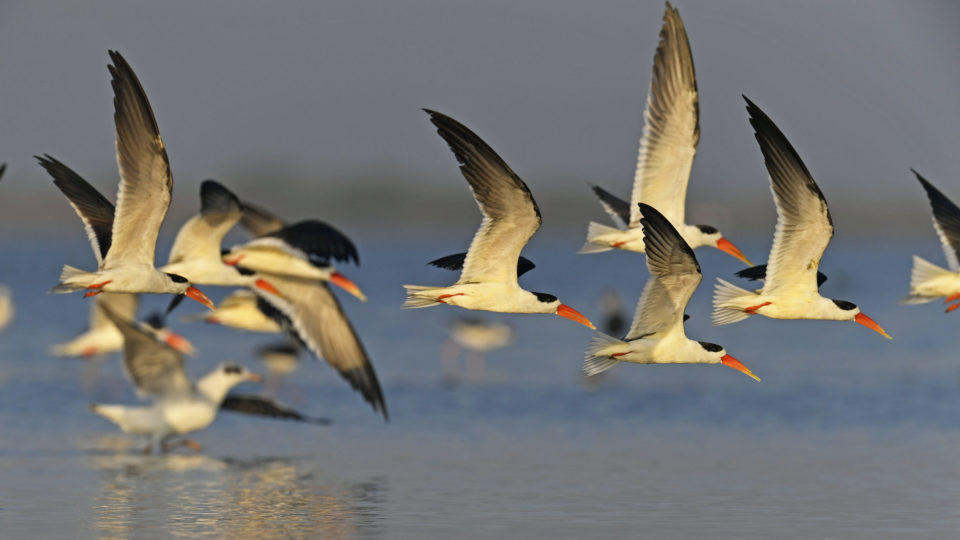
xmin=8 ymin=3 xmax=959 ymax=453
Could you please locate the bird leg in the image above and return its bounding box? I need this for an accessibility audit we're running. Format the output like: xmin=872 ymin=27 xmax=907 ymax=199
xmin=84 ymin=280 xmax=112 ymax=297
xmin=82 ymin=346 xmax=98 ymax=358
xmin=744 ymin=302 xmax=771 ymax=314
xmin=612 ymin=241 xmax=626 ymax=248
xmin=223 ymin=254 xmax=245 ymax=266
xmin=182 ymin=439 xmax=204 ymax=452
xmin=946 ymin=302 xmax=960 ymax=314
xmin=437 ymin=293 xmax=465 ymax=304
xmin=143 ymin=444 xmax=153 ymax=455
xmin=946 ymin=293 xmax=960 ymax=303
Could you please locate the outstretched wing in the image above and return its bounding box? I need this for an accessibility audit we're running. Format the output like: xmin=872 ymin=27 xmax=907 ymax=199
xmin=913 ymin=170 xmax=960 ymax=271
xmin=425 ymin=109 xmax=541 ymax=285
xmin=103 ymin=50 xmax=172 ymax=269
xmin=238 ymin=220 xmax=359 ymax=266
xmin=252 ymin=274 xmax=388 ymax=420
xmin=629 ymin=4 xmax=699 ymax=227
xmin=238 ymin=200 xmax=287 ymax=237
xmin=100 ymin=302 xmax=189 ymax=399
xmin=167 ymin=180 xmax=242 ymax=264
xmin=590 ymin=185 xmax=631 ymax=228
xmin=221 ymin=394 xmax=331 ymax=425
xmin=745 ymin=96 xmax=833 ymax=296
xmin=625 ymin=203 xmax=701 ymax=339
xmin=37 ymin=155 xmax=115 ymax=265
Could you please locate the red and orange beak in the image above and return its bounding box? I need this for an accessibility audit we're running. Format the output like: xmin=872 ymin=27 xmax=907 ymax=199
xmin=716 ymin=238 xmax=753 ymax=266
xmin=163 ymin=332 xmax=196 ymax=356
xmin=854 ymin=312 xmax=892 ymax=339
xmin=247 ymin=372 xmax=263 ymax=383
xmin=185 ymin=286 xmax=215 ymax=311
xmin=330 ymin=271 xmax=367 ymax=302
xmin=720 ymin=354 xmax=761 ymax=381
xmin=556 ymin=304 xmax=596 ymax=329
xmin=254 ymin=278 xmax=280 ymax=295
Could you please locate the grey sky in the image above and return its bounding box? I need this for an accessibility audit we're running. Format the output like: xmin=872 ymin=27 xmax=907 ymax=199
xmin=0 ymin=1 xmax=957 ymax=239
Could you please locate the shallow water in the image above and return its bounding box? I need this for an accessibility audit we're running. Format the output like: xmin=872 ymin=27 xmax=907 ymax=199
xmin=2 ymin=236 xmax=960 ymax=538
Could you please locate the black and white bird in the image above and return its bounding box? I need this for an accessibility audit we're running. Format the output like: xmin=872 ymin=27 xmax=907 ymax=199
xmin=902 ymin=170 xmax=960 ymax=311
xmin=89 ymin=306 xmax=263 ymax=454
xmin=584 ymin=203 xmax=759 ymax=380
xmin=711 ymin=97 xmax=890 ymax=339
xmin=38 ymin=51 xmax=213 ymax=309
xmin=403 ymin=110 xmax=594 ymax=329
xmin=183 ymin=289 xmax=283 ymax=333
xmin=579 ymin=3 xmax=751 ymax=265
xmin=160 ymin=180 xmax=279 ymax=295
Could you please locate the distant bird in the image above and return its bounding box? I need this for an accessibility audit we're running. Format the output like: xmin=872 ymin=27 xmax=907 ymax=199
xmin=254 ymin=341 xmax=302 ymax=396
xmin=37 ymin=51 xmax=213 ymax=309
xmin=52 ymin=292 xmax=194 ymax=358
xmin=403 ymin=110 xmax=594 ymax=329
xmin=252 ymin=273 xmax=389 ymax=420
xmin=160 ymin=180 xmax=278 ymax=295
xmin=441 ymin=317 xmax=514 ymax=381
xmin=0 ymin=164 xmax=11 ymax=332
xmin=89 ymin=306 xmax=262 ymax=454
xmin=712 ymin=97 xmax=890 ymax=339
xmin=579 ymin=3 xmax=751 ymax=265
xmin=598 ymin=290 xmax=627 ymax=337
xmin=183 ymin=289 xmax=283 ymax=333
xmin=902 ymin=170 xmax=960 ymax=311
xmin=584 ymin=203 xmax=759 ymax=380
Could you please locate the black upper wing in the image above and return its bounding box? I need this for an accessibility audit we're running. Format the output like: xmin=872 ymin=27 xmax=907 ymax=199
xmin=913 ymin=169 xmax=960 ymax=270
xmin=735 ymin=264 xmax=828 ymax=288
xmin=427 ymin=252 xmax=536 ymax=277
xmin=221 ymin=394 xmax=332 ymax=425
xmin=267 ymin=220 xmax=359 ymax=266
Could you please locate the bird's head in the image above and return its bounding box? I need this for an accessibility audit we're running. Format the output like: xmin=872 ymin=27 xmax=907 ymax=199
xmin=165 ymin=273 xmax=215 ymax=310
xmin=691 ymin=225 xmax=753 ymax=265
xmin=831 ymin=299 xmax=891 ymax=339
xmin=529 ymin=291 xmax=595 ymax=329
xmin=697 ymin=341 xmax=760 ymax=381
xmin=218 ymin=363 xmax=262 ymax=385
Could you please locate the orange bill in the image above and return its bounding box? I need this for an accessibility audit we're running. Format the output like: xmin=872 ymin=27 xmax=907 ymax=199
xmin=854 ymin=312 xmax=892 ymax=339
xmin=556 ymin=304 xmax=595 ymax=329
xmin=247 ymin=372 xmax=263 ymax=383
xmin=716 ymin=238 xmax=753 ymax=266
xmin=720 ymin=354 xmax=760 ymax=381
xmin=254 ymin=278 xmax=280 ymax=295
xmin=330 ymin=271 xmax=367 ymax=302
xmin=185 ymin=286 xmax=215 ymax=310
xmin=163 ymin=331 xmax=196 ymax=356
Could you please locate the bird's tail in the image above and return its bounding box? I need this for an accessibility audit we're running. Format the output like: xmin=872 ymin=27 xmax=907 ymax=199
xmin=901 ymin=255 xmax=953 ymax=304
xmin=402 ymin=285 xmax=445 ymax=308
xmin=51 ymin=265 xmax=95 ymax=293
xmin=88 ymin=403 xmax=124 ymax=426
xmin=578 ymin=222 xmax=621 ymax=254
xmin=582 ymin=332 xmax=629 ymax=376
xmin=712 ymin=278 xmax=755 ymax=325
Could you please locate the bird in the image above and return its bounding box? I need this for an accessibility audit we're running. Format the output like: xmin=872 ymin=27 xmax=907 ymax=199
xmin=89 ymin=305 xmax=263 ymax=454
xmin=402 ymin=109 xmax=595 ymax=329
xmin=0 ymin=164 xmax=11 ymax=332
xmin=182 ymin=289 xmax=283 ymax=333
xmin=250 ymin=273 xmax=389 ymax=420
xmin=222 ymin=219 xmax=366 ymax=301
xmin=441 ymin=317 xmax=514 ymax=381
xmin=51 ymin=292 xmax=194 ymax=358
xmin=711 ymin=97 xmax=890 ymax=339
xmin=901 ymin=170 xmax=960 ymax=311
xmin=583 ymin=203 xmax=759 ymax=380
xmin=253 ymin=341 xmax=303 ymax=396
xmin=579 ymin=3 xmax=751 ymax=265
xmin=160 ymin=180 xmax=279 ymax=295
xmin=37 ymin=51 xmax=213 ymax=309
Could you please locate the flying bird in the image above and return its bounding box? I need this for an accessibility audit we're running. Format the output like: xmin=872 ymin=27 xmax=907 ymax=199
xmin=89 ymin=306 xmax=262 ymax=454
xmin=579 ymin=3 xmax=751 ymax=265
xmin=38 ymin=51 xmax=213 ymax=309
xmin=183 ymin=289 xmax=283 ymax=333
xmin=711 ymin=97 xmax=890 ymax=339
xmin=403 ymin=109 xmax=594 ymax=329
xmin=901 ymin=170 xmax=960 ymax=311
xmin=583 ymin=203 xmax=759 ymax=380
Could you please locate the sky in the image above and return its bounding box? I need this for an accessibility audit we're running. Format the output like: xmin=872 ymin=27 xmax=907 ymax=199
xmin=0 ymin=0 xmax=957 ymax=240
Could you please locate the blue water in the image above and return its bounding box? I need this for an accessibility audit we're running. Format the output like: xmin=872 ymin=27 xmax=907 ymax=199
xmin=2 ymin=235 xmax=960 ymax=538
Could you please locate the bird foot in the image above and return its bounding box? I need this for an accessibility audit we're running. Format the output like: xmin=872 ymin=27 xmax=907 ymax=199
xmin=946 ymin=293 xmax=960 ymax=303
xmin=744 ymin=302 xmax=771 ymax=314
xmin=611 ymin=352 xmax=628 ymax=358
xmin=82 ymin=346 xmax=98 ymax=358
xmin=437 ymin=293 xmax=465 ymax=304
xmin=223 ymin=255 xmax=245 ymax=266
xmin=143 ymin=444 xmax=152 ymax=455
xmin=182 ymin=439 xmax=204 ymax=452
xmin=84 ymin=290 xmax=104 ymax=297
xmin=612 ymin=241 xmax=625 ymax=248
xmin=946 ymin=303 xmax=960 ymax=314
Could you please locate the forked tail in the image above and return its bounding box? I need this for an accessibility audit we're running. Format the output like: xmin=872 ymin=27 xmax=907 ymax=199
xmin=901 ymin=255 xmax=953 ymax=304
xmin=578 ymin=222 xmax=621 ymax=254
xmin=50 ymin=265 xmax=95 ymax=293
xmin=582 ymin=332 xmax=628 ymax=376
xmin=712 ymin=278 xmax=755 ymax=325
xmin=402 ymin=285 xmax=445 ymax=308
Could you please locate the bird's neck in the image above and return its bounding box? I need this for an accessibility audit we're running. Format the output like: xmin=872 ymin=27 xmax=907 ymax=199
xmin=196 ymin=372 xmax=236 ymax=404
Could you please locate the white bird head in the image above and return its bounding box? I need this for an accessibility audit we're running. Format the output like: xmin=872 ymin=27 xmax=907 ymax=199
xmin=197 ymin=363 xmax=263 ymax=403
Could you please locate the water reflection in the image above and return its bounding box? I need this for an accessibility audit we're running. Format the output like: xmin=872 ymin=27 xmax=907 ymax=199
xmin=90 ymin=449 xmax=386 ymax=538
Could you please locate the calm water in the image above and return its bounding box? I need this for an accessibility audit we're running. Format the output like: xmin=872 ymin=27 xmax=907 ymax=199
xmin=2 ymin=236 xmax=960 ymax=538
